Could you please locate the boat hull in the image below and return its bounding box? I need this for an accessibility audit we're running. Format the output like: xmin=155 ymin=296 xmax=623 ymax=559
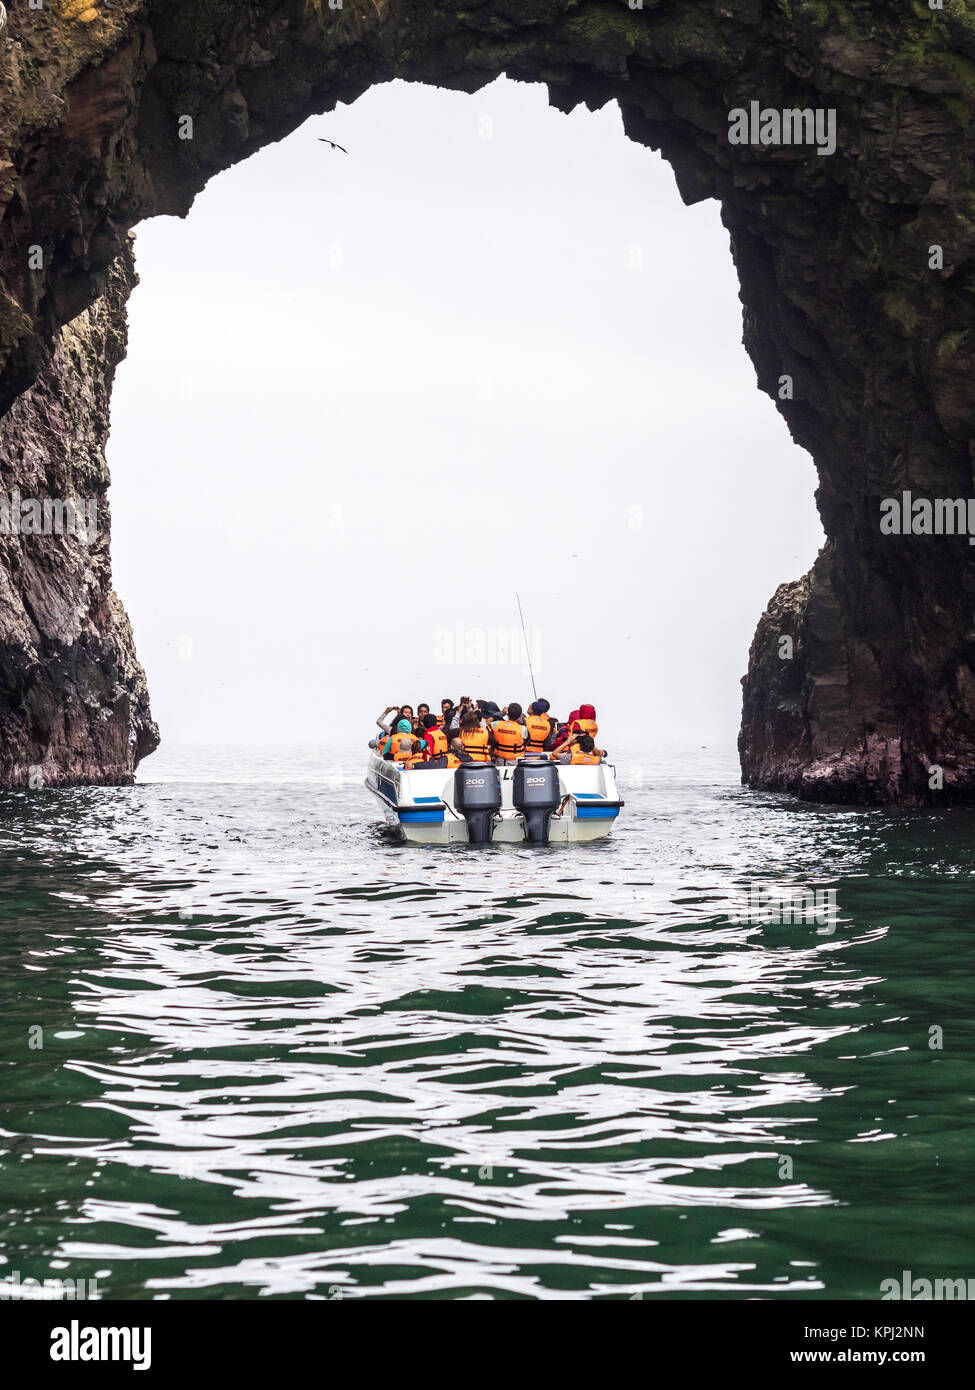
xmin=365 ymin=753 xmax=623 ymax=844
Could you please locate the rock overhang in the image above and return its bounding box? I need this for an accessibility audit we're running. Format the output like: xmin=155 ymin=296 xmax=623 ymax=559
xmin=1 ymin=0 xmax=974 ymax=798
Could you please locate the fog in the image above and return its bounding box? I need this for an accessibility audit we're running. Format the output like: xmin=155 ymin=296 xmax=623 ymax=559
xmin=107 ymin=76 xmax=823 ymax=751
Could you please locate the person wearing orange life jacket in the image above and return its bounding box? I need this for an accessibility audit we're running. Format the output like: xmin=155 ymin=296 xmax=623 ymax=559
xmin=556 ymin=733 xmax=603 ymax=765
xmin=409 ymin=714 xmax=455 ymax=766
xmin=412 ymin=734 xmax=462 ymax=768
xmin=570 ymin=703 xmax=599 ymax=742
xmin=407 ymin=741 xmax=460 ymax=769
xmin=408 ymin=732 xmax=461 ymax=769
xmin=418 ymin=714 xmax=446 ymax=757
xmin=406 ymin=717 xmax=439 ymax=767
xmin=456 ymin=709 xmax=493 ymax=763
xmin=432 ymin=708 xmax=462 ymax=765
xmin=492 ymin=702 xmax=527 ymax=763
xmin=385 ymin=718 xmax=417 ymax=763
xmin=524 ymin=699 xmax=553 ymax=756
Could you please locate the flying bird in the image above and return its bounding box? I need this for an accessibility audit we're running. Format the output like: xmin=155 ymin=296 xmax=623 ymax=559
xmin=318 ymin=139 xmax=348 ymax=154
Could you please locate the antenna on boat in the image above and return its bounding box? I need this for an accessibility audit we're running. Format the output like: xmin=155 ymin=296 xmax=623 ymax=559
xmin=516 ymin=592 xmax=538 ymax=704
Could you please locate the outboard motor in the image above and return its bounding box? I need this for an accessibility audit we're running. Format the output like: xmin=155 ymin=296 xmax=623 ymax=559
xmin=453 ymin=763 xmax=502 ymax=844
xmin=513 ymin=758 xmax=561 ymax=844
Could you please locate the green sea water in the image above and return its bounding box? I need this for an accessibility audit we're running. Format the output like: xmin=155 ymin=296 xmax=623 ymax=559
xmin=0 ymin=741 xmax=972 ymax=1300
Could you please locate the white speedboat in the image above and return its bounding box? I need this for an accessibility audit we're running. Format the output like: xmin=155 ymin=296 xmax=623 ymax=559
xmin=365 ymin=752 xmax=623 ymax=844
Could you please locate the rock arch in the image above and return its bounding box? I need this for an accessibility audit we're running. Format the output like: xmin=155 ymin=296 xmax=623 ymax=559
xmin=1 ymin=0 xmax=974 ymax=798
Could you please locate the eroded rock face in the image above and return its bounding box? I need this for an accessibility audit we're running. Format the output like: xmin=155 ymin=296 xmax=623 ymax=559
xmin=0 ymin=241 xmax=157 ymax=785
xmin=1 ymin=1 xmax=975 ymax=797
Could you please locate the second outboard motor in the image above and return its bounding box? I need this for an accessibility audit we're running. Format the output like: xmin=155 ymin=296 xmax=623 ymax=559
xmin=453 ymin=763 xmax=502 ymax=844
xmin=513 ymin=758 xmax=561 ymax=844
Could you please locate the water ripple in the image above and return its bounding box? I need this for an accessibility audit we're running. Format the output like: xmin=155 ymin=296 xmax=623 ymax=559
xmin=1 ymin=742 xmax=973 ymax=1298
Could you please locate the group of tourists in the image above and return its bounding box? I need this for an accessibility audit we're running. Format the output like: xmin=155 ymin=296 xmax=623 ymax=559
xmin=371 ymin=698 xmax=605 ymax=769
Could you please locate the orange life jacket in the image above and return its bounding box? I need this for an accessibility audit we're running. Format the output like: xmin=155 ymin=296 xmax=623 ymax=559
xmin=573 ymin=718 xmax=598 ymax=739
xmin=426 ymin=727 xmax=448 ymax=758
xmin=412 ymin=746 xmax=461 ymax=770
xmin=570 ymin=748 xmax=601 ymax=765
xmin=389 ymin=733 xmax=414 ymax=762
xmin=493 ymin=720 xmax=524 ymax=761
xmin=460 ymin=727 xmax=491 ymax=762
xmin=524 ymin=714 xmax=550 ymax=754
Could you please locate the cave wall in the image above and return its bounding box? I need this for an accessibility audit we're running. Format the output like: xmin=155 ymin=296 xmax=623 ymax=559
xmin=2 ymin=1 xmax=975 ymax=797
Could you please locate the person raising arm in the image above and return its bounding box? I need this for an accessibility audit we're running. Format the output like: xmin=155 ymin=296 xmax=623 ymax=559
xmin=376 ymin=706 xmax=398 ymax=735
xmin=555 ymin=733 xmax=602 ymax=765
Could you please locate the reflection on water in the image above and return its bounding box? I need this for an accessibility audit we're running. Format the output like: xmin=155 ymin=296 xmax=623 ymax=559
xmin=0 ymin=742 xmax=972 ymax=1299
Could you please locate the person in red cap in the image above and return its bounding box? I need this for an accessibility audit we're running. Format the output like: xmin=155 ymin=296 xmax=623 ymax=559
xmin=572 ymin=704 xmax=598 ymax=737
xmin=551 ymin=709 xmax=580 ymax=752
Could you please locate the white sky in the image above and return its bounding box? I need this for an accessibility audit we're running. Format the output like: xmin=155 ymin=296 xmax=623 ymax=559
xmin=107 ymin=76 xmax=823 ymax=749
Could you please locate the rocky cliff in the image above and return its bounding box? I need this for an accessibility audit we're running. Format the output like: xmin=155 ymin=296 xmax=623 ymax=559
xmin=0 ymin=240 xmax=157 ymax=785
xmin=1 ymin=1 xmax=975 ymax=798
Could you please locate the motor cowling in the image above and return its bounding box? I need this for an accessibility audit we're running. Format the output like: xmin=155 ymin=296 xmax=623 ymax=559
xmin=453 ymin=763 xmax=502 ymax=844
xmin=513 ymin=758 xmax=561 ymax=844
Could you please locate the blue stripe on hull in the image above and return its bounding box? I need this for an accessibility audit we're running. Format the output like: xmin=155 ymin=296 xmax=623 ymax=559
xmin=369 ymin=776 xmax=446 ymax=825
